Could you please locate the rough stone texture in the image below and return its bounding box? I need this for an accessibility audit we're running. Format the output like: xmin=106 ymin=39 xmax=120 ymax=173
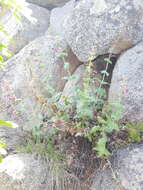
xmin=0 ymin=55 xmax=42 ymax=131
xmin=91 ymin=167 xmax=117 ymax=190
xmin=0 ymin=34 xmax=80 ymax=130
xmin=0 ymin=154 xmax=52 ymax=190
xmin=64 ymin=0 xmax=143 ymax=62
xmin=91 ymin=144 xmax=143 ymax=190
xmin=48 ymin=0 xmax=75 ymax=37
xmin=109 ymin=42 xmax=143 ymax=122
xmin=27 ymin=0 xmax=70 ymax=10
xmin=0 ymin=127 xmax=25 ymax=153
xmin=0 ymin=3 xmax=50 ymax=54
xmin=18 ymin=34 xmax=80 ymax=94
xmin=0 ymin=154 xmax=82 ymax=190
xmin=59 ymin=64 xmax=84 ymax=104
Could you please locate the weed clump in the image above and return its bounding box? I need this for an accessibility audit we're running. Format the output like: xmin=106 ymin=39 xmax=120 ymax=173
xmin=18 ymin=52 xmax=143 ymax=188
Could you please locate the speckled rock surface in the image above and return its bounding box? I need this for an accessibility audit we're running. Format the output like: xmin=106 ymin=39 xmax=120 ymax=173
xmin=0 ymin=154 xmax=82 ymax=190
xmin=48 ymin=0 xmax=75 ymax=37
xmin=112 ymin=144 xmax=143 ymax=190
xmin=0 ymin=127 xmax=25 ymax=153
xmin=0 ymin=35 xmax=80 ymax=131
xmin=64 ymin=0 xmax=143 ymax=62
xmin=0 ymin=154 xmax=51 ymax=190
xmin=27 ymin=0 xmax=70 ymax=9
xmin=91 ymin=144 xmax=143 ymax=190
xmin=59 ymin=64 xmax=84 ymax=104
xmin=109 ymin=42 xmax=143 ymax=122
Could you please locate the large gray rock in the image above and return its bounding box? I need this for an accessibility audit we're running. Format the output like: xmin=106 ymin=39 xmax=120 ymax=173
xmin=0 ymin=154 xmax=51 ymax=190
xmin=0 ymin=34 xmax=80 ymax=130
xmin=64 ymin=0 xmax=143 ymax=62
xmin=27 ymin=0 xmax=70 ymax=10
xmin=59 ymin=64 xmax=84 ymax=104
xmin=0 ymin=127 xmax=25 ymax=153
xmin=91 ymin=144 xmax=143 ymax=190
xmin=0 ymin=55 xmax=42 ymax=131
xmin=48 ymin=0 xmax=75 ymax=37
xmin=0 ymin=3 xmax=50 ymax=54
xmin=109 ymin=42 xmax=143 ymax=122
xmin=0 ymin=154 xmax=82 ymax=190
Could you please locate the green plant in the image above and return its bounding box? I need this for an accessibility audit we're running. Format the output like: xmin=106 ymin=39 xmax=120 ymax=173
xmin=70 ymin=55 xmax=123 ymax=156
xmin=17 ymin=126 xmax=63 ymax=161
xmin=20 ymin=51 xmax=123 ymax=159
xmin=126 ymin=122 xmax=143 ymax=142
xmin=85 ymin=102 xmax=124 ymax=156
xmin=73 ymin=57 xmax=106 ymax=128
xmin=49 ymin=53 xmax=124 ymax=157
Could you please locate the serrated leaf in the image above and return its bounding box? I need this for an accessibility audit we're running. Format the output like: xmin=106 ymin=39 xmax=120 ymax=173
xmin=63 ymin=75 xmax=76 ymax=81
xmin=64 ymin=62 xmax=70 ymax=70
xmin=96 ymin=88 xmax=106 ymax=97
xmin=111 ymin=111 xmax=123 ymax=121
xmin=127 ymin=128 xmax=141 ymax=142
xmin=63 ymin=96 xmax=71 ymax=106
xmin=58 ymin=52 xmax=68 ymax=57
xmin=89 ymin=125 xmax=101 ymax=135
xmin=85 ymin=134 xmax=92 ymax=142
xmin=49 ymin=91 xmax=61 ymax=103
xmin=101 ymin=70 xmax=109 ymax=76
xmin=97 ymin=116 xmax=106 ymax=124
xmin=104 ymin=58 xmax=112 ymax=64
xmin=94 ymin=135 xmax=110 ymax=157
xmin=104 ymin=120 xmax=119 ymax=133
xmin=44 ymin=86 xmax=55 ymax=95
